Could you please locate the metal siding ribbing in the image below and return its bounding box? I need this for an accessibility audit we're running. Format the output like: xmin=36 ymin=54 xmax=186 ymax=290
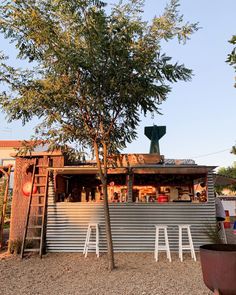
xmin=46 ymin=206 xmax=215 ymax=252
xmin=46 ymin=171 xmax=216 ymax=252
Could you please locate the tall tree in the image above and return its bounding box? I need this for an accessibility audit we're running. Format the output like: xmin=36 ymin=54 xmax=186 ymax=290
xmin=216 ymin=147 xmax=236 ymax=193
xmin=217 ymin=164 xmax=236 ymax=193
xmin=226 ymin=35 xmax=236 ymax=87
xmin=231 ymin=145 xmax=236 ymax=155
xmin=0 ymin=0 xmax=198 ymax=270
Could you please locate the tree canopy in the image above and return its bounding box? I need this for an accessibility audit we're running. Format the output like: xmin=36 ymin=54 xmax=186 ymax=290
xmin=226 ymin=35 xmax=236 ymax=87
xmin=0 ymin=0 xmax=198 ymax=270
xmin=0 ymin=0 xmax=198 ymax=155
xmin=216 ymin=146 xmax=236 ymax=193
xmin=217 ymin=164 xmax=236 ymax=192
xmin=231 ymin=144 xmax=236 ymax=155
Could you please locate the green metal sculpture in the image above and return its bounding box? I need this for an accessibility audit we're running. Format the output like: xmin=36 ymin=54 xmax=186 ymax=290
xmin=145 ymin=125 xmax=166 ymax=154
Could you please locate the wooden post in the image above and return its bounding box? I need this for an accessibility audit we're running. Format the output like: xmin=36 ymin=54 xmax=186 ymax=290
xmin=0 ymin=165 xmax=12 ymax=249
xmin=127 ymin=169 xmax=133 ymax=203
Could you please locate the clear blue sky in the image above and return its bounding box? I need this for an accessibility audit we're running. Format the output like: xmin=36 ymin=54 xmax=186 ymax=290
xmin=0 ymin=0 xmax=235 ymax=169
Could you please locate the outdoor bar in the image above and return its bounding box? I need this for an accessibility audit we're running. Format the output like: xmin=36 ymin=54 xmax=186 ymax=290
xmin=46 ymin=157 xmax=215 ymax=252
xmin=9 ymin=151 xmax=216 ymax=254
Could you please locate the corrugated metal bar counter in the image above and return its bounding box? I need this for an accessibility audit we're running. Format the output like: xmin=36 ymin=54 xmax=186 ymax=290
xmin=46 ymin=201 xmax=215 ymax=253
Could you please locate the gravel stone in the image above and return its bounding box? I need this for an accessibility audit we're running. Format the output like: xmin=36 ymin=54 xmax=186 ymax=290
xmin=0 ymin=252 xmax=211 ymax=295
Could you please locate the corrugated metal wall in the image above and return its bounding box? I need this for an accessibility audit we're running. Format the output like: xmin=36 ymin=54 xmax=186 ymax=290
xmin=46 ymin=172 xmax=216 ymax=252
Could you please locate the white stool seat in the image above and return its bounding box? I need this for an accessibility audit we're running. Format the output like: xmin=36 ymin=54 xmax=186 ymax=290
xmin=154 ymin=225 xmax=171 ymax=262
xmin=178 ymin=224 xmax=196 ymax=262
xmin=83 ymin=223 xmax=99 ymax=258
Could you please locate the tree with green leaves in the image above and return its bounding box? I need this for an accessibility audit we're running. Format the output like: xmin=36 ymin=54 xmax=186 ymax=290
xmin=231 ymin=145 xmax=236 ymax=155
xmin=226 ymin=35 xmax=236 ymax=87
xmin=215 ymin=146 xmax=236 ymax=193
xmin=217 ymin=164 xmax=236 ymax=193
xmin=0 ymin=0 xmax=198 ymax=270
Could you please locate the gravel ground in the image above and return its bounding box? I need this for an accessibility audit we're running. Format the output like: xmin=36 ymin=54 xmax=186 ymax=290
xmin=0 ymin=252 xmax=211 ymax=295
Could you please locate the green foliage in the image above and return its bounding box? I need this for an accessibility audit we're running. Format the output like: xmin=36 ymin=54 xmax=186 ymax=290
xmin=226 ymin=35 xmax=236 ymax=87
xmin=217 ymin=163 xmax=236 ymax=192
xmin=216 ymin=146 xmax=236 ymax=193
xmin=203 ymin=222 xmax=224 ymax=244
xmin=0 ymin=177 xmax=6 ymax=214
xmin=0 ymin=0 xmax=198 ymax=158
xmin=0 ymin=176 xmax=12 ymax=228
xmin=231 ymin=145 xmax=236 ymax=155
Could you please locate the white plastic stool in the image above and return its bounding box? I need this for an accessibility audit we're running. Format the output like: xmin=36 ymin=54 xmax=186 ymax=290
xmin=154 ymin=225 xmax=171 ymax=262
xmin=178 ymin=225 xmax=196 ymax=262
xmin=83 ymin=223 xmax=99 ymax=258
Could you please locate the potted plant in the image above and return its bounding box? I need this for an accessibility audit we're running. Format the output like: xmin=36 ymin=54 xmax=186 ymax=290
xmin=199 ymin=244 xmax=236 ymax=295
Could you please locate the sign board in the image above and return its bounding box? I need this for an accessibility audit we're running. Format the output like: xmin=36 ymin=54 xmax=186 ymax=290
xmin=108 ymin=154 xmax=164 ymax=168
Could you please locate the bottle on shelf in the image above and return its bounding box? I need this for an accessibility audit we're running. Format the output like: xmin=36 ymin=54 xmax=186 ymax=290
xmin=95 ymin=186 xmax=100 ymax=202
xmin=89 ymin=191 xmax=92 ymax=202
xmin=81 ymin=186 xmax=86 ymax=202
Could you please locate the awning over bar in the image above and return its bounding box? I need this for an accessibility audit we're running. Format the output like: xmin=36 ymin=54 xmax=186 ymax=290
xmin=49 ymin=165 xmax=216 ymax=174
xmin=48 ymin=165 xmax=216 ymax=175
xmin=49 ymin=166 xmax=127 ymax=174
xmin=132 ymin=166 xmax=216 ymax=174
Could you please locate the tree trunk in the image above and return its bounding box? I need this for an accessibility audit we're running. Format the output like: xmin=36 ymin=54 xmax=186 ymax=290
xmin=102 ymin=178 xmax=115 ymax=271
xmin=94 ymin=141 xmax=115 ymax=271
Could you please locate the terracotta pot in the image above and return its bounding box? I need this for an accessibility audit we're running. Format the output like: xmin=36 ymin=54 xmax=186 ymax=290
xmin=200 ymin=244 xmax=236 ymax=295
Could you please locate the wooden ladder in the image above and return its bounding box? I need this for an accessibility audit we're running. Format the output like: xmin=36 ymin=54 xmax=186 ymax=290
xmin=21 ymin=158 xmax=50 ymax=258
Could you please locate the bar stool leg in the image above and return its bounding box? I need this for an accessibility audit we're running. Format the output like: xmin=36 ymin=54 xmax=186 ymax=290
xmin=154 ymin=225 xmax=171 ymax=262
xmin=178 ymin=225 xmax=196 ymax=262
xmin=85 ymin=226 xmax=91 ymax=258
xmin=83 ymin=225 xmax=90 ymax=255
xmin=187 ymin=227 xmax=196 ymax=262
xmin=179 ymin=226 xmax=183 ymax=262
xmin=154 ymin=227 xmax=159 ymax=261
xmin=83 ymin=224 xmax=99 ymax=258
xmin=96 ymin=224 xmax=99 ymax=258
xmin=164 ymin=228 xmax=172 ymax=262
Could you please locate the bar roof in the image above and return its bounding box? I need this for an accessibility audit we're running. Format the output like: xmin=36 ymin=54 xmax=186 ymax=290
xmin=50 ymin=165 xmax=215 ymax=175
xmin=0 ymin=140 xmax=25 ymax=148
